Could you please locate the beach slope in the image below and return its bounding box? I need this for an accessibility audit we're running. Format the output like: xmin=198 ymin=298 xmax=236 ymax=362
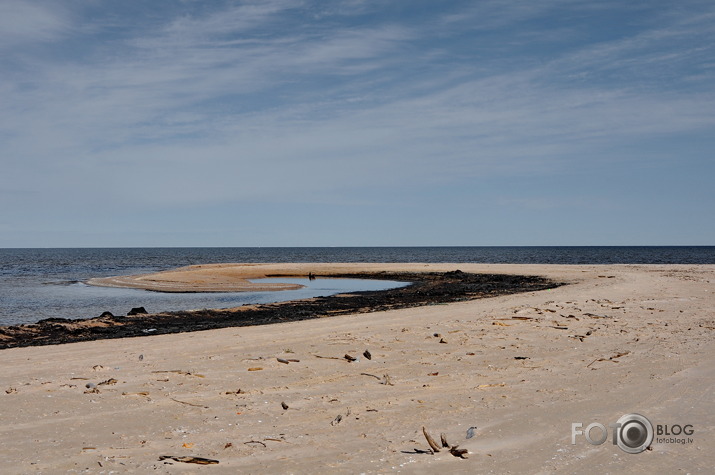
xmin=1 ymin=263 xmax=713 ymax=473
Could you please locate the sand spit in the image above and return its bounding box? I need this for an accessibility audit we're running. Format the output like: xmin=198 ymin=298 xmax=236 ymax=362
xmin=86 ymin=263 xmax=314 ymax=292
xmin=2 ymin=264 xmax=557 ymax=349
xmin=1 ymin=263 xmax=713 ymax=473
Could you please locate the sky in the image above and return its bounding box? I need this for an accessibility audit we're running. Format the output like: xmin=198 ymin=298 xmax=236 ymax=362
xmin=1 ymin=0 xmax=714 ymax=247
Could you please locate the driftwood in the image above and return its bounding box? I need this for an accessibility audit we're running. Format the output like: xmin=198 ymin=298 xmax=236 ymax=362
xmin=422 ymin=427 xmax=441 ymax=452
xmin=422 ymin=427 xmax=469 ymax=459
xmin=449 ymin=446 xmax=469 ymax=458
xmin=121 ymin=391 xmax=149 ymax=397
xmin=152 ymin=370 xmax=205 ymax=378
xmin=244 ymin=440 xmax=267 ymax=448
xmin=360 ymin=373 xmax=381 ymax=380
xmin=159 ymin=456 xmax=219 ymax=465
xmin=360 ymin=372 xmax=393 ymax=387
xmin=313 ymin=354 xmax=343 ymax=360
xmin=587 ymin=350 xmax=631 ymax=368
xmin=170 ymin=398 xmax=208 ymax=409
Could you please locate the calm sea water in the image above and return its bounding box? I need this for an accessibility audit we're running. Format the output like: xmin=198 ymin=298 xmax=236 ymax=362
xmin=1 ymin=247 xmax=713 ymax=326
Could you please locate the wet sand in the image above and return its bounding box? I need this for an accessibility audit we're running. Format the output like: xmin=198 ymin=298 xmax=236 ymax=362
xmin=0 ymin=263 xmax=713 ymax=473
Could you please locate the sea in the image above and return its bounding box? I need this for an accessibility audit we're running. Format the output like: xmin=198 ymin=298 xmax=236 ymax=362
xmin=1 ymin=247 xmax=713 ymax=327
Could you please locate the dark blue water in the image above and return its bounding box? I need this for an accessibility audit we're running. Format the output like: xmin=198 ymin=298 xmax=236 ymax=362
xmin=1 ymin=247 xmax=713 ymax=326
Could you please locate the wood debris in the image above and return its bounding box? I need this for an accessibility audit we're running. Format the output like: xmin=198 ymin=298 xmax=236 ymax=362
xmin=450 ymin=446 xmax=469 ymax=458
xmin=152 ymin=370 xmax=204 ymax=378
xmin=422 ymin=426 xmax=441 ymax=452
xmin=360 ymin=373 xmax=381 ymax=380
xmin=422 ymin=427 xmax=469 ymax=459
xmin=313 ymin=354 xmax=343 ymax=360
xmin=587 ymin=350 xmax=631 ymax=367
xmin=159 ymin=456 xmax=219 ymax=465
xmin=122 ymin=391 xmax=150 ymax=397
xmin=224 ymin=389 xmax=245 ymax=395
xmin=244 ymin=440 xmax=267 ymax=448
xmin=170 ymin=398 xmax=208 ymax=408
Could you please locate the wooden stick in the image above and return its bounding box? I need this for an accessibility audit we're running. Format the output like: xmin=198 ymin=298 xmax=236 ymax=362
xmin=170 ymin=398 xmax=208 ymax=409
xmin=360 ymin=373 xmax=381 ymax=380
xmin=449 ymin=445 xmax=469 ymax=458
xmin=422 ymin=427 xmax=441 ymax=452
xmin=244 ymin=440 xmax=267 ymax=447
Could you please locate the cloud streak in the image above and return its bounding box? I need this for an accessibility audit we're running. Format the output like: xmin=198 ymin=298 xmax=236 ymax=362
xmin=1 ymin=0 xmax=713 ymax=245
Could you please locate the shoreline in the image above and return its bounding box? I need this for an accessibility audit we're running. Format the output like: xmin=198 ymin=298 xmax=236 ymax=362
xmin=0 ymin=263 xmax=712 ymax=473
xmin=1 ymin=264 xmax=559 ymax=349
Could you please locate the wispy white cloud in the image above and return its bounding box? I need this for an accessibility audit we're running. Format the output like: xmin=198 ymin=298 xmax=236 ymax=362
xmin=1 ymin=0 xmax=714 ymax=245
xmin=0 ymin=0 xmax=70 ymax=46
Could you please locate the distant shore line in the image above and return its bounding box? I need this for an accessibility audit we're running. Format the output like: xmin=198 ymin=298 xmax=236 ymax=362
xmin=0 ymin=268 xmax=560 ymax=349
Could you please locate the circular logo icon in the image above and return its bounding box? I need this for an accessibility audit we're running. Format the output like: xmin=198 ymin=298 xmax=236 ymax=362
xmin=616 ymin=413 xmax=653 ymax=454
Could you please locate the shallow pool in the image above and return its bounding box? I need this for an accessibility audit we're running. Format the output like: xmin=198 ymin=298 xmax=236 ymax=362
xmin=1 ymin=277 xmax=410 ymax=325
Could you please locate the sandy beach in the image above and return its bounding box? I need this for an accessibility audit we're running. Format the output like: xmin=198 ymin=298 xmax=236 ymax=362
xmin=1 ymin=263 xmax=713 ymax=473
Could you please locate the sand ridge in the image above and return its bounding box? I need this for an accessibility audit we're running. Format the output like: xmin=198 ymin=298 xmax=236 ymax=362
xmin=87 ymin=262 xmax=573 ymax=293
xmin=1 ymin=263 xmax=714 ymax=473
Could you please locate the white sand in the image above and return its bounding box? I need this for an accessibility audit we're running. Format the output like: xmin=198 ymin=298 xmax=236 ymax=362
xmin=1 ymin=263 xmax=713 ymax=473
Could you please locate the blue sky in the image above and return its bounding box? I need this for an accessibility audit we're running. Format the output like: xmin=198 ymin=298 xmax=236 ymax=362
xmin=1 ymin=0 xmax=713 ymax=247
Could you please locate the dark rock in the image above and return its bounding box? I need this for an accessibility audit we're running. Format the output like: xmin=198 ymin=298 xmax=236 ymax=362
xmin=128 ymin=307 xmax=148 ymax=316
xmin=99 ymin=311 xmax=114 ymax=318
